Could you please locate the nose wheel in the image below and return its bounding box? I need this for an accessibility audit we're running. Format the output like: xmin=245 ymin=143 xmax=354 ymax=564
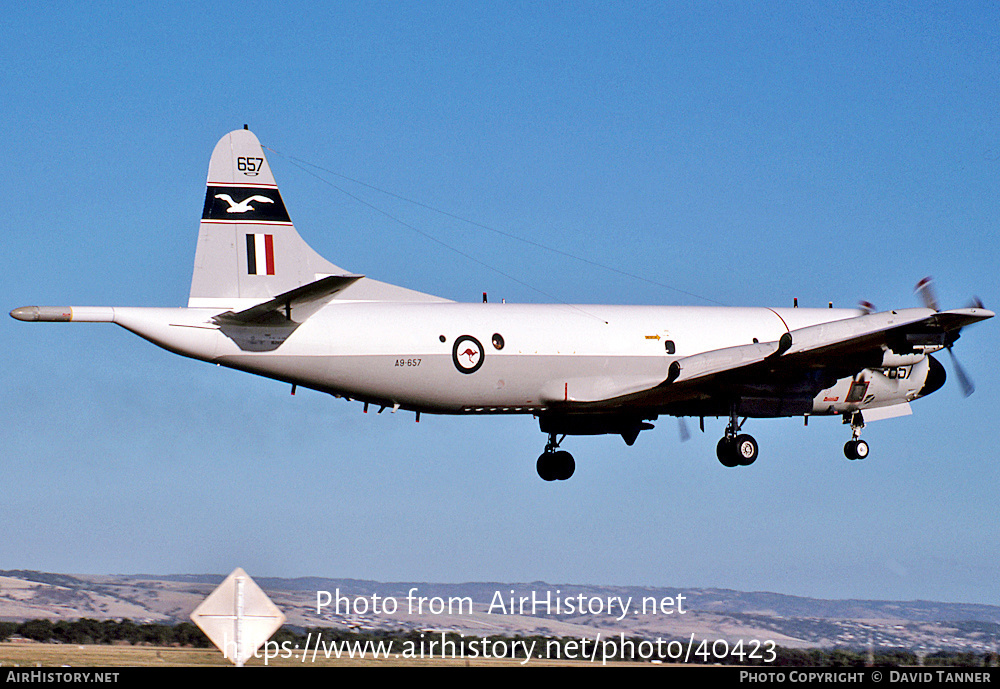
xmin=844 ymin=411 xmax=869 ymax=460
xmin=537 ymin=434 xmax=575 ymax=481
xmin=844 ymin=439 xmax=869 ymax=460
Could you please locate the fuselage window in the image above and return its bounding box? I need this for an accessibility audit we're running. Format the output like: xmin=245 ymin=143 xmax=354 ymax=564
xmin=664 ymin=340 xmax=676 ymax=355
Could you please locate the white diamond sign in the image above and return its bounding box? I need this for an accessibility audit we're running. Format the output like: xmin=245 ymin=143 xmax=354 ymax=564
xmin=191 ymin=567 xmax=286 ymax=666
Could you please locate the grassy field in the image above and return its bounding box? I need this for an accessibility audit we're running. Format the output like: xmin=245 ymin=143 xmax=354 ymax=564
xmin=1 ymin=644 xmax=230 ymax=667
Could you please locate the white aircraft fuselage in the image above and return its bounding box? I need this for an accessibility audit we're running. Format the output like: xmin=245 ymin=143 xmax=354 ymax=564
xmin=71 ymin=302 xmax=930 ymax=418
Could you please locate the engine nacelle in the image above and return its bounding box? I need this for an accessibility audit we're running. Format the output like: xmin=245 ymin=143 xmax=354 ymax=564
xmin=811 ymin=354 xmax=945 ymax=416
xmin=879 ymin=350 xmax=931 ymax=368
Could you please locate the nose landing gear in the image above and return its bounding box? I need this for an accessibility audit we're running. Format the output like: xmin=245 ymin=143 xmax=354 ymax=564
xmin=844 ymin=411 xmax=869 ymax=460
xmin=536 ymin=433 xmax=575 ymax=481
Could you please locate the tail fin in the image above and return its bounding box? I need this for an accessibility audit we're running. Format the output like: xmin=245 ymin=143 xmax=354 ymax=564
xmin=189 ymin=128 xmax=446 ymax=308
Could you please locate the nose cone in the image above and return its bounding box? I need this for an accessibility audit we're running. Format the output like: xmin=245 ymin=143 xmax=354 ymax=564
xmin=918 ymin=354 xmax=947 ymax=398
xmin=10 ymin=306 xmax=40 ymax=321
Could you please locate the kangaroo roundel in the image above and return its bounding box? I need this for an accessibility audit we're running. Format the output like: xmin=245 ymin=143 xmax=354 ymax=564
xmin=453 ymin=335 xmax=484 ymax=374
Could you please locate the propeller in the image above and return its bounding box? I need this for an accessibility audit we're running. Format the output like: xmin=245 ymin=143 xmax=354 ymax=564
xmin=946 ymin=347 xmax=975 ymax=397
xmin=859 ymin=300 xmax=876 ymax=315
xmin=913 ymin=276 xmax=980 ymax=397
xmin=914 ymin=276 xmax=940 ymax=311
xmin=678 ymin=417 xmax=691 ymax=442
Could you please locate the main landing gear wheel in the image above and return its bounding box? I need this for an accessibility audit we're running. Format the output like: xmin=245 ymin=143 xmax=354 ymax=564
xmin=717 ymin=438 xmax=738 ymax=467
xmin=536 ymin=432 xmax=574 ymax=481
xmin=844 ymin=439 xmax=869 ymax=460
xmin=735 ymin=434 xmax=759 ymax=465
xmin=537 ymin=450 xmax=575 ymax=481
xmin=717 ymin=434 xmax=758 ymax=467
xmin=717 ymin=403 xmax=758 ymax=467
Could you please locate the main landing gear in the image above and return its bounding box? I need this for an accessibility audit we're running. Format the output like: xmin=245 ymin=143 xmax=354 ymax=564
xmin=536 ymin=433 xmax=575 ymax=481
xmin=844 ymin=411 xmax=869 ymax=460
xmin=717 ymin=405 xmax=758 ymax=468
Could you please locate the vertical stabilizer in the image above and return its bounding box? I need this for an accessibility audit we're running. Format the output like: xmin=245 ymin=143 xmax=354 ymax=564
xmin=189 ymin=128 xmax=446 ymax=308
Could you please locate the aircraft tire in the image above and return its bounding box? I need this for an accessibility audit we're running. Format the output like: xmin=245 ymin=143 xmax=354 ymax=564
xmin=536 ymin=452 xmax=559 ymax=481
xmin=553 ymin=450 xmax=575 ymax=480
xmin=854 ymin=440 xmax=869 ymax=459
xmin=735 ymin=434 xmax=758 ymax=465
xmin=717 ymin=438 xmax=740 ymax=468
xmin=845 ymin=440 xmax=869 ymax=460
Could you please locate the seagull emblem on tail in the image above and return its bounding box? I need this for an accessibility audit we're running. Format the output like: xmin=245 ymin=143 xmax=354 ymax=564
xmin=214 ymin=193 xmax=274 ymax=213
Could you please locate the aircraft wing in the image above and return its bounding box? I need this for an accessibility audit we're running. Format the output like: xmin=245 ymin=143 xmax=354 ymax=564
xmin=575 ymin=306 xmax=994 ymax=412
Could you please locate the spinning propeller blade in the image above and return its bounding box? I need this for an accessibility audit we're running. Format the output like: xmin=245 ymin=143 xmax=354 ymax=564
xmin=946 ymin=346 xmax=976 ymax=398
xmin=914 ymin=277 xmax=983 ymax=397
xmin=678 ymin=417 xmax=691 ymax=442
xmin=914 ymin=276 xmax=939 ymax=311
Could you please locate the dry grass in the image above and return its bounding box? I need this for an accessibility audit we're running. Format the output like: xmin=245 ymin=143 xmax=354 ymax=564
xmin=1 ymin=643 xmax=226 ymax=667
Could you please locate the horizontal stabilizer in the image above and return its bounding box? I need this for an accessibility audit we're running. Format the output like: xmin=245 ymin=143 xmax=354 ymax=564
xmin=212 ymin=274 xmax=363 ymax=325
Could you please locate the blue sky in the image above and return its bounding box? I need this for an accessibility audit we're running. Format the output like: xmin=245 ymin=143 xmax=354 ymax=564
xmin=3 ymin=2 xmax=998 ymax=605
